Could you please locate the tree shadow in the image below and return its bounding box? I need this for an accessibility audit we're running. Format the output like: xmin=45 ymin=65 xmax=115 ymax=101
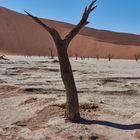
xmin=79 ymin=118 xmax=140 ymax=130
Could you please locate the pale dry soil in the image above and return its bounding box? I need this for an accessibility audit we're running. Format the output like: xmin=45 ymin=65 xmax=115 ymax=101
xmin=0 ymin=56 xmax=140 ymax=140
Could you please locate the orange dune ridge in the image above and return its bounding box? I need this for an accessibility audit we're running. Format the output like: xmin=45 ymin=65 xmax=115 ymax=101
xmin=0 ymin=7 xmax=140 ymax=59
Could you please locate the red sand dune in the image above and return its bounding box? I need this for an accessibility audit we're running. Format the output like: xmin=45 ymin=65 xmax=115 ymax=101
xmin=0 ymin=7 xmax=140 ymax=59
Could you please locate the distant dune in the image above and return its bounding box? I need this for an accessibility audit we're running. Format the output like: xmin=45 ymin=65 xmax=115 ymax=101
xmin=0 ymin=7 xmax=140 ymax=59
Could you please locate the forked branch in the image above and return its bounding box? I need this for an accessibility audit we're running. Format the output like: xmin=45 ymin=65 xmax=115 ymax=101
xmin=25 ymin=0 xmax=97 ymax=48
xmin=64 ymin=0 xmax=97 ymax=44
xmin=24 ymin=11 xmax=61 ymax=45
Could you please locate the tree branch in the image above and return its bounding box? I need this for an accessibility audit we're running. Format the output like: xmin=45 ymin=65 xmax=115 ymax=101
xmin=24 ymin=0 xmax=97 ymax=49
xmin=24 ymin=11 xmax=62 ymax=45
xmin=64 ymin=0 xmax=97 ymax=45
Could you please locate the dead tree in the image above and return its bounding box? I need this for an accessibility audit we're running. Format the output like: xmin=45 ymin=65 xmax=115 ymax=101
xmin=107 ymin=53 xmax=113 ymax=61
xmin=134 ymin=54 xmax=139 ymax=61
xmin=75 ymin=53 xmax=78 ymax=60
xmin=96 ymin=54 xmax=99 ymax=60
xmin=94 ymin=42 xmax=99 ymax=60
xmin=25 ymin=0 xmax=97 ymax=122
xmin=68 ymin=48 xmax=72 ymax=58
xmin=49 ymin=48 xmax=54 ymax=59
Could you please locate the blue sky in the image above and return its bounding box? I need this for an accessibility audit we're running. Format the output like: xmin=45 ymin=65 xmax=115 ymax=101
xmin=0 ymin=0 xmax=140 ymax=35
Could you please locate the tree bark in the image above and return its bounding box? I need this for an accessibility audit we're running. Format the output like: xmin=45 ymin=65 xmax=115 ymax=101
xmin=57 ymin=41 xmax=80 ymax=122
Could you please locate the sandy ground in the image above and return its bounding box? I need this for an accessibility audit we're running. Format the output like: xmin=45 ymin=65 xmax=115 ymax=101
xmin=0 ymin=56 xmax=140 ymax=140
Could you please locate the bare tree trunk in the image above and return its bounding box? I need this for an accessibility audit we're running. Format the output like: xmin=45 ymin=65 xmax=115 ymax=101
xmin=49 ymin=48 xmax=54 ymax=59
xmin=107 ymin=53 xmax=113 ymax=61
xmin=75 ymin=53 xmax=78 ymax=60
xmin=57 ymin=43 xmax=80 ymax=122
xmin=134 ymin=54 xmax=139 ymax=61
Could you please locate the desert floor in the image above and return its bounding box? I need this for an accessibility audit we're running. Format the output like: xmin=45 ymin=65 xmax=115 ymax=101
xmin=0 ymin=56 xmax=140 ymax=140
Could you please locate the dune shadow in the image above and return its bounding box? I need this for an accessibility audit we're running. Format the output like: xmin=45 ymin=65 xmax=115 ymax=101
xmin=79 ymin=118 xmax=140 ymax=130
